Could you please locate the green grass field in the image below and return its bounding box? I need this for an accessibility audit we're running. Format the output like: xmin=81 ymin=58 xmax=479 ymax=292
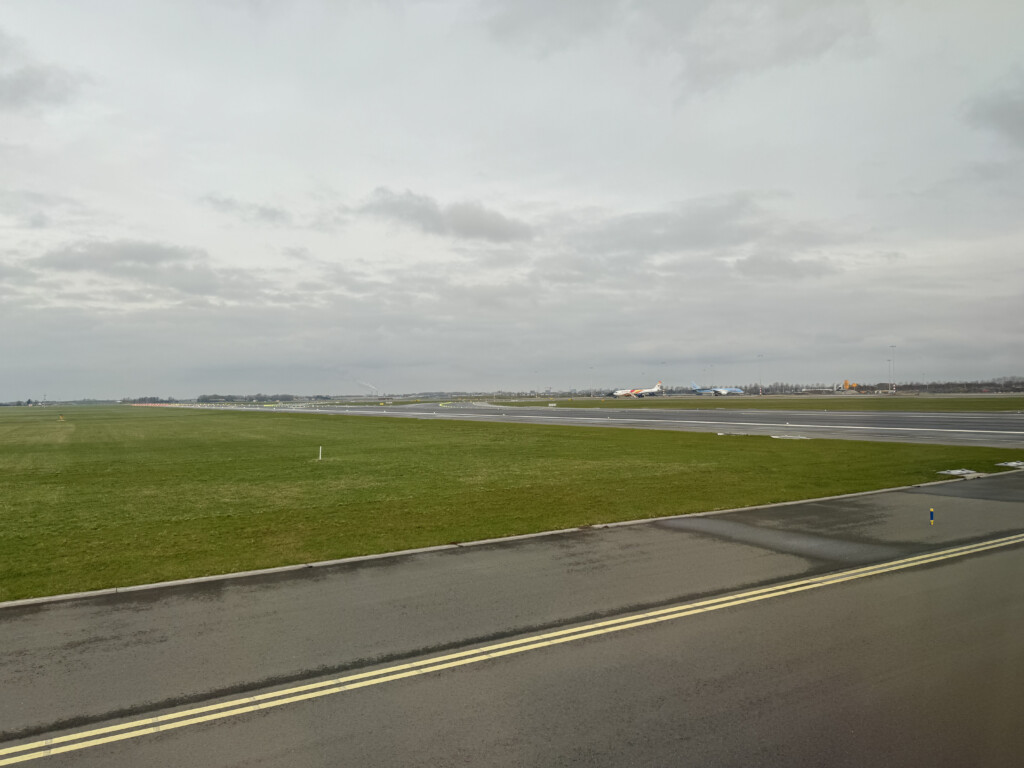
xmin=494 ymin=395 xmax=1024 ymax=412
xmin=1 ymin=405 xmax=1020 ymax=601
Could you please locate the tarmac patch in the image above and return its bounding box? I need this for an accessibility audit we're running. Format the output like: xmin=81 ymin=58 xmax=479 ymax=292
xmin=902 ymin=471 xmax=1024 ymax=502
xmin=657 ymin=517 xmax=904 ymax=564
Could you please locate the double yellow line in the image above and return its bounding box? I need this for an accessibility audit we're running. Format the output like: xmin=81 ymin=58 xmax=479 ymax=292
xmin=3 ymin=532 xmax=1022 ymax=765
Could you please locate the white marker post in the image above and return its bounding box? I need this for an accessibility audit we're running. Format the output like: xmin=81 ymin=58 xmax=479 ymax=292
xmin=318 ymin=446 xmax=322 ymax=461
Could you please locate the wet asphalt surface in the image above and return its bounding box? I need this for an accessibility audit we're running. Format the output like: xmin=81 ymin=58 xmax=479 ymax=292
xmin=218 ymin=401 xmax=1024 ymax=448
xmin=2 ymin=471 xmax=1022 ymax=767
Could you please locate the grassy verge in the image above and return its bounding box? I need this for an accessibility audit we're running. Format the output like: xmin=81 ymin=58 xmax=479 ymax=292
xmin=1 ymin=405 xmax=1020 ymax=601
xmin=493 ymin=395 xmax=1024 ymax=412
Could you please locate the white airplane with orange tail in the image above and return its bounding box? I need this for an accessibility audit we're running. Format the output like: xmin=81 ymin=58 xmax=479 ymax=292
xmin=610 ymin=381 xmax=664 ymax=398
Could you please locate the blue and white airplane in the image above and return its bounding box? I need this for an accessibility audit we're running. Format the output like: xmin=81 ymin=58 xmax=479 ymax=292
xmin=691 ymin=381 xmax=745 ymax=396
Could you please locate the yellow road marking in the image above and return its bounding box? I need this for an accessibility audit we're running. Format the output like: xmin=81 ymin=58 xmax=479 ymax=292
xmin=3 ymin=532 xmax=1022 ymax=765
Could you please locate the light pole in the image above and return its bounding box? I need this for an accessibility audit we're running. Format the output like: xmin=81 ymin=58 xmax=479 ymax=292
xmin=889 ymin=345 xmax=896 ymax=394
xmin=757 ymin=354 xmax=763 ymax=396
xmin=887 ymin=359 xmax=892 ymax=394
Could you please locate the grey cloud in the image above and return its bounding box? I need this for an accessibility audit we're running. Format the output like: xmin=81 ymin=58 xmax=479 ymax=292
xmin=202 ymin=194 xmax=293 ymax=226
xmin=733 ymin=250 xmax=840 ymax=279
xmin=308 ymin=206 xmax=349 ymax=232
xmin=0 ymin=188 xmax=91 ymax=229
xmin=0 ymin=28 xmax=80 ymax=111
xmin=564 ymin=192 xmax=848 ymax=261
xmin=0 ymin=188 xmax=80 ymax=209
xmin=294 ymin=280 xmax=329 ymax=293
xmin=314 ymin=263 xmax=387 ymax=298
xmin=484 ymin=0 xmax=873 ymax=92
xmin=25 ymin=211 xmax=49 ymax=228
xmin=518 ymin=194 xmax=855 ymax=298
xmin=353 ymin=192 xmax=856 ymax=306
xmin=574 ymin=194 xmax=767 ymax=257
xmin=486 ymin=0 xmax=624 ymax=55
xmin=283 ymin=246 xmax=312 ymax=262
xmin=956 ymin=161 xmax=1024 ymax=196
xmin=363 ymin=188 xmax=446 ymax=234
xmin=0 ymin=260 xmax=33 ymax=282
xmin=252 ymin=205 xmax=291 ymax=225
xmin=203 ymin=194 xmax=350 ymax=231
xmin=445 ymin=202 xmax=533 ymax=241
xmin=675 ymin=0 xmax=874 ymax=92
xmin=968 ymin=81 xmax=1024 ymax=150
xmin=32 ymin=239 xmax=267 ymax=300
xmin=39 ymin=240 xmax=196 ymax=270
xmin=202 ymin=195 xmax=244 ymax=215
xmin=270 ymin=247 xmax=387 ymax=297
xmin=0 ymin=28 xmax=16 ymax=63
xmin=363 ymin=188 xmax=533 ymax=242
xmin=453 ymin=244 xmax=532 ymax=270
xmin=0 ymin=64 xmax=78 ymax=110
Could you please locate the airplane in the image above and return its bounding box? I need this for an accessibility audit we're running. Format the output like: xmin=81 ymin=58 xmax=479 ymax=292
xmin=611 ymin=381 xmax=664 ymax=398
xmin=691 ymin=381 xmax=745 ymax=396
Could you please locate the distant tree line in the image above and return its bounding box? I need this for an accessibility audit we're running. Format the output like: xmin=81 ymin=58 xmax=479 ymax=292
xmin=121 ymin=396 xmax=179 ymax=404
xmin=894 ymin=377 xmax=1024 ymax=393
xmin=192 ymin=393 xmax=331 ymax=405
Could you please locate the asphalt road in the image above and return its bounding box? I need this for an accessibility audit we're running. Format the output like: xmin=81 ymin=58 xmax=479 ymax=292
xmin=2 ymin=472 xmax=1022 ymax=766
xmin=221 ymin=402 xmax=1024 ymax=448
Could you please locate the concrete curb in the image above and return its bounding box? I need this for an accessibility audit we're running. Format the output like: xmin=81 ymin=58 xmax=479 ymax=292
xmin=2 ymin=470 xmax=1018 ymax=611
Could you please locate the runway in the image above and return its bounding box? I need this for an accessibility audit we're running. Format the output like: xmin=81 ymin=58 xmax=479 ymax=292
xmin=230 ymin=401 xmax=1024 ymax=448
xmin=3 ymin=471 xmax=1023 ymax=766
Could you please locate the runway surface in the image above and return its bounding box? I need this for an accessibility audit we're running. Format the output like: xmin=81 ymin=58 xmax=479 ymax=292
xmin=2 ymin=471 xmax=1022 ymax=766
xmin=217 ymin=401 xmax=1024 ymax=448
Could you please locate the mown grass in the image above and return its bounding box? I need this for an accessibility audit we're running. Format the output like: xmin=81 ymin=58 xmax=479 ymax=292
xmin=1 ymin=405 xmax=1020 ymax=600
xmin=495 ymin=395 xmax=1024 ymax=412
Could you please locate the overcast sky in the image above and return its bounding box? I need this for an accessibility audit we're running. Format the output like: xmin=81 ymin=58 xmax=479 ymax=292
xmin=2 ymin=0 xmax=1022 ymax=399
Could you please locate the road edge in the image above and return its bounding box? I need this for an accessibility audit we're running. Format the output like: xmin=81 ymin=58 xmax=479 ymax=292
xmin=3 ymin=471 xmax=1018 ymax=610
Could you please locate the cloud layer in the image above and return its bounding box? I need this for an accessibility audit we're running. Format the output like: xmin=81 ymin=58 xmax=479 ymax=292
xmin=1 ymin=1 xmax=1022 ymax=399
xmin=363 ymin=188 xmax=533 ymax=242
xmin=0 ymin=27 xmax=79 ymax=111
